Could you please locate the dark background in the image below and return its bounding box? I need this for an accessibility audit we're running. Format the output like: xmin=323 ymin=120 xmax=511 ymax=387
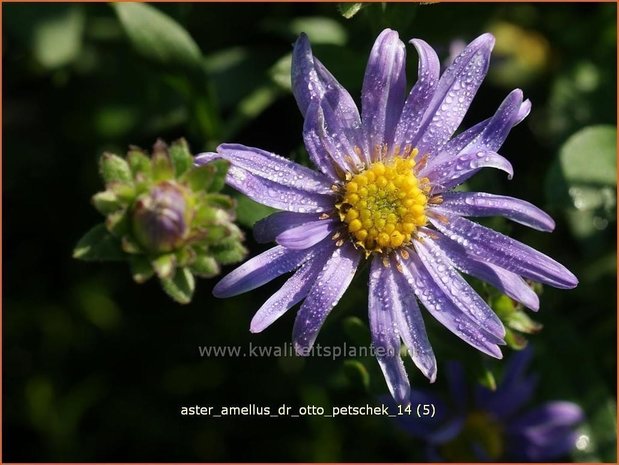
xmin=3 ymin=2 xmax=617 ymax=462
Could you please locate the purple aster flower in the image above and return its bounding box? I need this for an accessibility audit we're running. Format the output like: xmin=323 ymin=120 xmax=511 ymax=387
xmin=395 ymin=349 xmax=584 ymax=461
xmin=195 ymin=30 xmax=578 ymax=403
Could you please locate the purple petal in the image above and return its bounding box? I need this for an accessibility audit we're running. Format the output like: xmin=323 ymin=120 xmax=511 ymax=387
xmin=196 ymin=144 xmax=332 ymax=194
xmin=291 ymin=33 xmax=324 ymax=118
xmin=398 ymin=252 xmax=504 ymax=359
xmin=391 ymin=267 xmax=437 ymax=382
xmin=314 ymin=59 xmax=367 ymax=154
xmin=429 ymin=214 xmax=579 ymax=289
xmin=423 ymin=149 xmax=514 ymax=193
xmin=293 ymin=243 xmax=361 ymax=354
xmin=213 ymin=245 xmax=316 ymax=298
xmin=291 ymin=34 xmax=366 ymax=159
xmin=254 ymin=212 xmax=322 ymax=243
xmin=437 ymin=192 xmax=555 ymax=232
xmin=431 ymin=90 xmax=531 ymax=165
xmin=414 ymin=235 xmax=506 ymax=338
xmin=508 ymin=401 xmax=584 ymax=432
xmin=250 ymin=249 xmax=332 ymax=333
xmin=225 ymin=165 xmax=334 ymax=213
xmin=303 ymin=99 xmax=364 ymax=178
xmin=276 ymin=219 xmax=337 ymax=250
xmin=412 ymin=33 xmax=495 ymax=156
xmin=361 ymin=29 xmax=407 ymax=157
xmin=369 ymin=258 xmax=411 ymax=404
xmin=393 ymin=39 xmax=441 ymax=153
xmin=427 ymin=229 xmax=539 ymax=311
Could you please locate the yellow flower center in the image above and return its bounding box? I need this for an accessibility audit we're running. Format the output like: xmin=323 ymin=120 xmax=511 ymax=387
xmin=337 ymin=153 xmax=428 ymax=253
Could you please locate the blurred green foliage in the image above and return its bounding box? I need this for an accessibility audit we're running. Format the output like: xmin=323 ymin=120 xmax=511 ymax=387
xmin=4 ymin=2 xmax=616 ymax=462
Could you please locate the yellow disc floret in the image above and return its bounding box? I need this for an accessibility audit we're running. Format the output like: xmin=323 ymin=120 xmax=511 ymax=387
xmin=337 ymin=155 xmax=428 ymax=253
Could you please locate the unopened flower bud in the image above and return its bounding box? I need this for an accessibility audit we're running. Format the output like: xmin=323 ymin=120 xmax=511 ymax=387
xmin=132 ymin=181 xmax=192 ymax=253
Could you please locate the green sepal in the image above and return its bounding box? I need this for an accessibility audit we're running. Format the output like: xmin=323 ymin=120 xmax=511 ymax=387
xmin=175 ymin=246 xmax=196 ymax=267
xmin=169 ymin=138 xmax=194 ymax=176
xmin=505 ymin=310 xmax=543 ymax=335
xmin=160 ymin=267 xmax=195 ymax=304
xmin=92 ymin=191 xmax=123 ymax=215
xmin=190 ymin=255 xmax=220 ymax=278
xmin=342 ymin=316 xmax=371 ymax=347
xmin=73 ymin=224 xmax=125 ymax=261
xmin=130 ymin=255 xmax=154 ymax=283
xmin=184 ymin=159 xmax=229 ymax=193
xmin=151 ymin=140 xmax=174 ymax=181
xmin=210 ymin=242 xmax=247 ymax=265
xmin=505 ymin=327 xmax=528 ymax=350
xmin=105 ymin=210 xmax=130 ymax=237
xmin=107 ymin=182 xmax=136 ymax=203
xmin=204 ymin=193 xmax=235 ymax=210
xmin=100 ymin=152 xmax=132 ymax=185
xmin=152 ymin=253 xmax=176 ymax=279
xmin=127 ymin=148 xmax=152 ymax=179
xmin=343 ymin=360 xmax=370 ymax=391
xmin=184 ymin=164 xmax=217 ymax=192
xmin=121 ymin=235 xmax=142 ymax=254
xmin=477 ymin=363 xmax=497 ymax=391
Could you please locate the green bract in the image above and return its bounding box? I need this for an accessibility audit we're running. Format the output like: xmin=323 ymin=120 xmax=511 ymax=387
xmin=74 ymin=139 xmax=247 ymax=304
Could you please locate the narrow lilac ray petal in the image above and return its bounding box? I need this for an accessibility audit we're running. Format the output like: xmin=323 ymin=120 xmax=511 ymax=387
xmin=225 ymin=165 xmax=333 ymax=213
xmin=479 ymin=374 xmax=539 ymax=420
xmin=507 ymin=402 xmax=584 ymax=432
xmin=438 ymin=192 xmax=555 ymax=232
xmin=391 ymin=266 xmax=437 ymax=382
xmin=429 ymin=214 xmax=578 ymax=289
xmin=412 ymin=33 xmax=495 ymax=156
xmin=369 ymin=258 xmax=411 ymax=404
xmin=516 ymin=98 xmax=532 ymax=124
xmin=426 ymin=228 xmax=539 ymax=310
xmin=250 ymin=247 xmax=333 ymax=333
xmin=472 ymin=89 xmax=525 ymax=153
xmin=254 ymin=212 xmax=323 ymax=243
xmin=291 ymin=33 xmax=323 ymax=117
xmin=196 ymin=144 xmax=332 ymax=194
xmin=303 ymin=99 xmax=363 ymax=177
xmin=291 ymin=34 xmax=366 ymax=160
xmin=361 ymin=29 xmax=407 ymax=157
xmin=392 ymin=39 xmax=440 ymax=155
xmin=314 ymin=58 xmax=367 ymax=154
xmin=276 ymin=219 xmax=337 ymax=250
xmin=213 ymin=245 xmax=315 ymax=298
xmin=424 ymin=150 xmax=513 ymax=193
xmin=293 ymin=243 xmax=361 ymax=354
xmin=414 ymin=235 xmax=505 ymax=338
xmin=429 ymin=92 xmax=531 ymax=169
xmin=398 ymin=252 xmax=504 ymax=358
xmin=303 ymin=103 xmax=341 ymax=180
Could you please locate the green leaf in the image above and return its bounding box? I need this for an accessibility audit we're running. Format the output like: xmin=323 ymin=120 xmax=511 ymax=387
xmin=342 ymin=316 xmax=371 ymax=347
xmin=99 ymin=153 xmax=132 ymax=185
xmin=73 ymin=224 xmax=125 ymax=261
xmin=169 ymin=138 xmax=194 ymax=176
xmin=32 ymin=5 xmax=84 ymax=69
xmin=112 ymin=3 xmax=202 ymax=70
xmin=234 ymin=194 xmax=277 ymax=228
xmin=546 ymin=125 xmax=616 ymax=245
xmin=337 ymin=3 xmax=365 ymax=19
xmin=160 ymin=267 xmax=195 ymax=304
